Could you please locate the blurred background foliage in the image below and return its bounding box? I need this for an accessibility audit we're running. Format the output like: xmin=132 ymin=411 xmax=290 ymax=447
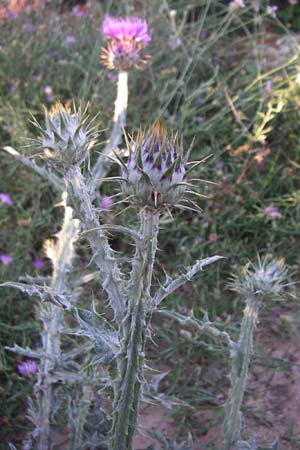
xmin=1 ymin=0 xmax=300 ymax=447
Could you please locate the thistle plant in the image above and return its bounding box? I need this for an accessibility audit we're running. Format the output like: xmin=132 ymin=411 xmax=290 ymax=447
xmin=64 ymin=117 xmax=222 ymax=450
xmin=163 ymin=257 xmax=289 ymax=450
xmin=2 ymin=14 xmax=222 ymax=450
xmin=2 ymin=15 xmax=145 ymax=448
xmin=91 ymin=15 xmax=151 ymax=195
xmin=222 ymin=258 xmax=288 ymax=450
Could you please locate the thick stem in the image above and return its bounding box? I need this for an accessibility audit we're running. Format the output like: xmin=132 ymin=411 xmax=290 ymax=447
xmin=66 ymin=166 xmax=125 ymax=322
xmin=110 ymin=208 xmax=160 ymax=450
xmin=91 ymin=71 xmax=128 ymax=196
xmin=35 ymin=194 xmax=79 ymax=450
xmin=222 ymin=296 xmax=260 ymax=450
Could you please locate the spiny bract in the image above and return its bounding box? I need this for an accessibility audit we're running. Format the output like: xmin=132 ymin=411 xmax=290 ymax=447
xmin=230 ymin=257 xmax=288 ymax=298
xmin=35 ymin=102 xmax=97 ymax=170
xmin=120 ymin=120 xmax=193 ymax=209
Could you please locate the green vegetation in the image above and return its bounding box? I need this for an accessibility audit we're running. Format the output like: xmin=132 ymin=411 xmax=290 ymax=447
xmin=1 ymin=1 xmax=300 ymax=448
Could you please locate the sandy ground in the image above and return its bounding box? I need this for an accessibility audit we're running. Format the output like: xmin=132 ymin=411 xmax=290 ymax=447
xmin=134 ymin=304 xmax=300 ymax=450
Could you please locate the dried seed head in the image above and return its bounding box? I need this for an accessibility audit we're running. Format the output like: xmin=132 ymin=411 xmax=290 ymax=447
xmin=121 ymin=120 xmax=190 ymax=209
xmin=230 ymin=257 xmax=288 ymax=299
xmin=34 ymin=102 xmax=97 ymax=171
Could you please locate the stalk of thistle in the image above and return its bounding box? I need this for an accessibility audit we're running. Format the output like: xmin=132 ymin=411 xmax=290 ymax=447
xmin=108 ymin=119 xmax=219 ymax=450
xmin=62 ymin=117 xmax=222 ymax=450
xmin=35 ymin=196 xmax=79 ymax=450
xmin=222 ymin=258 xmax=289 ymax=450
xmin=91 ymin=16 xmax=151 ymax=196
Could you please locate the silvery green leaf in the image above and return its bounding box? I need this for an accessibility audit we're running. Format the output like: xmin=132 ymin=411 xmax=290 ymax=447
xmin=5 ymin=344 xmax=42 ymax=359
xmin=0 ymin=281 xmax=71 ymax=308
xmin=236 ymin=439 xmax=258 ymax=450
xmin=76 ymin=308 xmax=119 ymax=363
xmin=150 ymin=255 xmax=224 ymax=310
xmin=19 ymin=275 xmax=51 ymax=285
xmin=257 ymin=438 xmax=279 ymax=450
xmin=148 ymin=371 xmax=169 ymax=394
xmin=8 ymin=444 xmax=17 ymax=450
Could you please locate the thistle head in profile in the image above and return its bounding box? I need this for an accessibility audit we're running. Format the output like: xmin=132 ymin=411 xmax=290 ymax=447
xmin=33 ymin=102 xmax=97 ymax=171
xmin=100 ymin=16 xmax=151 ymax=71
xmin=230 ymin=257 xmax=289 ymax=300
xmin=119 ymin=120 xmax=199 ymax=210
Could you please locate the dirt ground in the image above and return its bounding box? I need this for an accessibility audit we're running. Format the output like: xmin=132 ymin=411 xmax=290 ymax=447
xmin=134 ymin=303 xmax=300 ymax=450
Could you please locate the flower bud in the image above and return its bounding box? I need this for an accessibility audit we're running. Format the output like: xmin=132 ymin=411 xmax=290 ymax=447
xmin=230 ymin=257 xmax=288 ymax=298
xmin=36 ymin=102 xmax=97 ymax=171
xmin=121 ymin=120 xmax=189 ymax=209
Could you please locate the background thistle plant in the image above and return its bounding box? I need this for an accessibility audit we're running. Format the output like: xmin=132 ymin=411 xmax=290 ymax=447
xmin=222 ymin=257 xmax=289 ymax=450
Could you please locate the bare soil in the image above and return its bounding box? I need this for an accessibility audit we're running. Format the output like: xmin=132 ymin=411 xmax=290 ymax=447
xmin=134 ymin=304 xmax=300 ymax=450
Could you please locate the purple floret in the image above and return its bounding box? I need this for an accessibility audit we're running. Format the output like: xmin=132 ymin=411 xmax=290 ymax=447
xmin=0 ymin=193 xmax=13 ymax=206
xmin=17 ymin=360 xmax=38 ymax=377
xmin=102 ymin=16 xmax=151 ymax=44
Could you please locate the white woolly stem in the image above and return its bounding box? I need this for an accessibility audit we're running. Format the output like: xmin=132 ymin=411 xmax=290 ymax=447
xmin=91 ymin=71 xmax=128 ymax=195
xmin=35 ymin=193 xmax=79 ymax=450
xmin=65 ymin=166 xmax=126 ymax=322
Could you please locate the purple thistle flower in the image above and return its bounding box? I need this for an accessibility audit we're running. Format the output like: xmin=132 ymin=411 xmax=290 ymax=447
xmin=100 ymin=195 xmax=113 ymax=211
xmin=195 ymin=235 xmax=203 ymax=244
xmin=44 ymin=85 xmax=52 ymax=95
xmin=32 ymin=259 xmax=45 ymax=269
xmin=215 ymin=161 xmax=224 ymax=170
xmin=4 ymin=10 xmax=18 ymax=20
xmin=266 ymin=5 xmax=278 ymax=18
xmin=196 ymin=116 xmax=204 ymax=124
xmin=102 ymin=16 xmax=151 ymax=44
xmin=101 ymin=16 xmax=151 ymax=71
xmin=0 ymin=193 xmax=13 ymax=206
xmin=121 ymin=120 xmax=189 ymax=209
xmin=264 ymin=205 xmax=281 ymax=219
xmin=0 ymin=254 xmax=13 ymax=264
xmin=229 ymin=0 xmax=246 ymax=10
xmin=265 ymin=80 xmax=273 ymax=93
xmin=72 ymin=6 xmax=88 ymax=17
xmin=63 ymin=35 xmax=77 ymax=46
xmin=17 ymin=360 xmax=38 ymax=377
xmin=22 ymin=22 xmax=35 ymax=33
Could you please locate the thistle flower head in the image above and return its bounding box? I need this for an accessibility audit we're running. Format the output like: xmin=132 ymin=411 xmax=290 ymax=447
xmin=34 ymin=102 xmax=97 ymax=170
xmin=120 ymin=120 xmax=192 ymax=209
xmin=101 ymin=16 xmax=151 ymax=71
xmin=230 ymin=257 xmax=288 ymax=299
xmin=17 ymin=360 xmax=38 ymax=377
xmin=102 ymin=16 xmax=151 ymax=43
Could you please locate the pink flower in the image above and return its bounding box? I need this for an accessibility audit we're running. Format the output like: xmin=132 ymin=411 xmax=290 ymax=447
xmin=17 ymin=360 xmax=37 ymax=377
xmin=265 ymin=80 xmax=273 ymax=93
xmin=100 ymin=195 xmax=113 ymax=211
xmin=101 ymin=16 xmax=151 ymax=71
xmin=32 ymin=259 xmax=45 ymax=269
xmin=266 ymin=5 xmax=278 ymax=18
xmin=229 ymin=0 xmax=246 ymax=10
xmin=72 ymin=6 xmax=88 ymax=17
xmin=264 ymin=205 xmax=281 ymax=219
xmin=0 ymin=193 xmax=12 ymax=206
xmin=0 ymin=254 xmax=13 ymax=264
xmin=102 ymin=16 xmax=151 ymax=44
xmin=289 ymin=0 xmax=298 ymax=5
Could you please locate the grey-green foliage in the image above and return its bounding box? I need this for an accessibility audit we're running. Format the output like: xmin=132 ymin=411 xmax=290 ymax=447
xmin=167 ymin=258 xmax=289 ymax=450
xmin=32 ymin=103 xmax=220 ymax=450
xmin=2 ymin=100 xmax=221 ymax=450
